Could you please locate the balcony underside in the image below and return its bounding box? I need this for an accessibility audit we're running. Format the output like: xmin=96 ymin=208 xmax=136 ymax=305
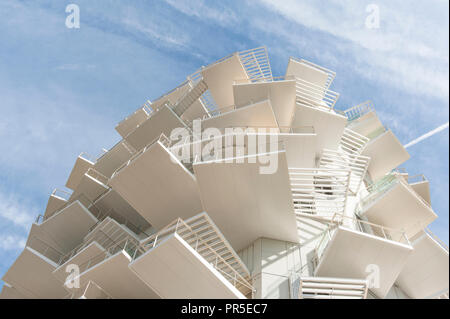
xmin=53 ymin=242 xmax=106 ymax=282
xmin=66 ymin=156 xmax=94 ymax=190
xmin=193 ymin=151 xmax=298 ymax=251
xmin=347 ymin=111 xmax=384 ymax=136
xmin=282 ymin=134 xmax=317 ymax=168
xmin=181 ymin=100 xmax=208 ymax=123
xmin=94 ymin=141 xmax=134 ymax=178
xmin=233 ymin=80 xmax=297 ymax=129
xmin=151 ymin=82 xmax=190 ymax=111
xmin=201 ymin=54 xmax=249 ymax=109
xmin=69 ymin=174 xmax=109 ymax=203
xmin=285 ymin=58 xmax=329 ymax=88
xmin=0 ymin=284 xmax=26 ymax=299
xmin=410 ymin=181 xmax=431 ymax=206
xmin=43 ymin=194 xmax=67 ymax=219
xmin=2 ymin=247 xmax=67 ymax=299
xmin=291 ymin=103 xmax=346 ymax=156
xmin=361 ymin=130 xmax=410 ymax=181
xmin=116 ymin=108 xmax=149 ymax=138
xmin=396 ymin=231 xmax=449 ymax=299
xmin=93 ymin=189 xmax=149 ymax=232
xmin=66 ymin=251 xmax=159 ymax=299
xmin=130 ymin=234 xmax=246 ymax=299
xmin=362 ymin=182 xmax=437 ymax=238
xmin=124 ymin=104 xmax=188 ymax=151
xmin=201 ymin=99 xmax=278 ymax=132
xmin=315 ymin=227 xmax=412 ymax=298
xmin=109 ymin=141 xmax=203 ymax=229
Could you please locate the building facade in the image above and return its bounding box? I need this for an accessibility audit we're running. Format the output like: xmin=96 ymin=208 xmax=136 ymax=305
xmin=1 ymin=47 xmax=448 ymax=299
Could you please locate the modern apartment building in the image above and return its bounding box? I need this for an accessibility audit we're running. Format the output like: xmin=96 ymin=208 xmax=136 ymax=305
xmin=1 ymin=47 xmax=448 ymax=299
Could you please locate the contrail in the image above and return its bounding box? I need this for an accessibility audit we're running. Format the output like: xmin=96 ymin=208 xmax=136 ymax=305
xmin=404 ymin=122 xmax=449 ymax=149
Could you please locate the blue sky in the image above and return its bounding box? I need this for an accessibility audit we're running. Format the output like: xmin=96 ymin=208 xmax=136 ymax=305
xmin=0 ymin=0 xmax=448 ymax=284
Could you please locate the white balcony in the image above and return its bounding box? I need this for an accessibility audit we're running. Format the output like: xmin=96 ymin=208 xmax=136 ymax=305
xmin=314 ymin=216 xmax=413 ymax=298
xmin=193 ymin=143 xmax=298 ymax=251
xmin=2 ymin=245 xmax=68 ymax=298
xmin=130 ymin=213 xmax=252 ymax=298
xmin=43 ymin=188 xmax=72 ymax=219
xmin=201 ymin=99 xmax=279 ymax=133
xmin=65 ymin=153 xmax=95 ymax=190
xmin=361 ymin=129 xmax=410 ymax=181
xmin=361 ymin=174 xmax=437 ymax=238
xmin=115 ymin=104 xmax=151 ymax=138
xmin=345 ymin=104 xmax=384 ymax=137
xmin=232 ymin=78 xmax=297 ymax=130
xmin=0 ymin=283 xmax=26 ymax=299
xmin=93 ymin=140 xmax=135 ymax=178
xmin=396 ymin=229 xmax=449 ymax=299
xmin=286 ymin=57 xmax=335 ymax=90
xmin=109 ymin=135 xmax=203 ymax=229
xmin=31 ymin=198 xmax=99 ymax=253
xmin=69 ymin=168 xmax=109 ymax=203
xmin=291 ymin=103 xmax=347 ymax=156
xmin=124 ymin=103 xmax=189 ymax=151
xmin=408 ymin=174 xmax=431 ymax=206
xmin=150 ymin=81 xmax=191 ymax=112
xmin=64 ymin=247 xmax=159 ymax=299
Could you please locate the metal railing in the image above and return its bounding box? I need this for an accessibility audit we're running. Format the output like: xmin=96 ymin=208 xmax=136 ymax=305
xmin=35 ymin=193 xmax=93 ymax=225
xmin=27 ymin=236 xmax=64 ymax=264
xmin=290 ymin=57 xmax=336 ymax=90
xmin=313 ymin=213 xmax=411 ymax=269
xmin=408 ymin=174 xmax=427 ymax=184
xmin=140 ymin=215 xmax=253 ymax=295
xmin=425 ymin=227 xmax=449 ymax=252
xmin=344 ymin=101 xmax=374 ymax=123
xmin=361 ymin=174 xmax=398 ymax=208
xmin=111 ymin=133 xmax=171 ymax=179
xmin=51 ymin=188 xmax=72 ymax=201
xmin=295 ymin=77 xmax=340 ymax=111
xmin=86 ymin=168 xmax=109 ymax=186
xmin=238 ymin=47 xmax=273 ymax=82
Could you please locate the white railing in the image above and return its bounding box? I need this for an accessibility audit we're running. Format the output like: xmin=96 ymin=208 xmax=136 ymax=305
xmin=408 ymin=174 xmax=427 ymax=184
xmin=290 ymin=57 xmax=336 ymax=90
xmin=238 ymin=47 xmax=273 ymax=82
xmin=289 ymin=168 xmax=351 ymax=217
xmin=344 ymin=101 xmax=374 ymax=123
xmin=425 ymin=227 xmax=449 ymax=252
xmin=297 ymin=276 xmax=368 ymax=299
xmin=361 ymin=174 xmax=398 ymax=208
xmin=86 ymin=168 xmax=109 ymax=186
xmin=51 ymin=188 xmax=72 ymax=201
xmin=340 ymin=128 xmax=370 ymax=155
xmin=313 ymin=213 xmax=411 ymax=269
xmin=319 ymin=149 xmax=370 ymax=194
xmin=140 ymin=213 xmax=253 ymax=296
xmin=27 ymin=237 xmax=64 ymax=264
xmin=295 ymin=77 xmax=340 ymax=111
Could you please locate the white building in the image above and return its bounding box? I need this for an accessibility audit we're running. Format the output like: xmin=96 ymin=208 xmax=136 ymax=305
xmin=1 ymin=47 xmax=448 ymax=299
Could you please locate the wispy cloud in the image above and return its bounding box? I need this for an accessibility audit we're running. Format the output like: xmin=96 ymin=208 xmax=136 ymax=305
xmin=0 ymin=235 xmax=26 ymax=251
xmin=405 ymin=122 xmax=449 ymax=148
xmin=0 ymin=190 xmax=35 ymax=230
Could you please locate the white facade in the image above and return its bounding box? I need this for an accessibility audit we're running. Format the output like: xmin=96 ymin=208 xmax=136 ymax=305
xmin=1 ymin=47 xmax=448 ymax=299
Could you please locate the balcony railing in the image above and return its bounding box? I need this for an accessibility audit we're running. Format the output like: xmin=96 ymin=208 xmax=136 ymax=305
xmin=86 ymin=168 xmax=109 ymax=186
xmin=289 ymin=57 xmax=336 ymax=90
xmin=51 ymin=188 xmax=72 ymax=201
xmin=343 ymin=101 xmax=374 ymax=123
xmin=140 ymin=214 xmax=253 ymax=296
xmin=238 ymin=47 xmax=273 ymax=83
xmin=366 ymin=126 xmax=388 ymax=140
xmin=313 ymin=213 xmax=411 ymax=269
xmin=27 ymin=236 xmax=64 ymax=264
xmin=408 ymin=174 xmax=427 ymax=184
xmin=361 ymin=174 xmax=398 ymax=209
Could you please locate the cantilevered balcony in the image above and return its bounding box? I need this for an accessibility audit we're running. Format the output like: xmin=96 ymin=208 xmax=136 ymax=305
xmin=193 ymin=136 xmax=298 ymax=251
xmin=232 ymin=77 xmax=297 ymax=130
xmin=191 ymin=47 xmax=272 ymax=110
xmin=294 ymin=276 xmax=369 ymax=299
xmin=291 ymin=103 xmax=347 ymax=157
xmin=0 ymin=283 xmax=26 ymax=299
xmin=53 ymin=216 xmax=143 ymax=282
xmin=43 ymin=188 xmax=72 ymax=219
xmin=408 ymin=174 xmax=431 ymax=206
xmin=343 ymin=101 xmax=384 ymax=137
xmin=339 ymin=128 xmax=370 ymax=156
xmin=286 ymin=57 xmax=336 ymax=90
xmin=123 ymin=102 xmax=189 ymax=151
xmin=2 ymin=241 xmax=68 ymax=298
xmin=65 ymin=152 xmax=97 ymax=190
xmin=130 ymin=213 xmax=253 ymax=299
xmin=93 ymin=139 xmax=136 ymax=178
xmin=313 ymin=215 xmax=413 ymax=298
xmin=396 ymin=228 xmax=449 ymax=299
xmin=69 ymin=281 xmax=113 ymax=299
xmin=30 ymin=196 xmax=100 ymax=253
xmin=360 ymin=174 xmax=437 ymax=238
xmin=63 ymin=237 xmax=158 ymax=299
xmin=69 ymin=168 xmax=109 ymax=203
xmin=115 ymin=102 xmax=152 ymax=138
xmin=109 ymin=134 xmax=203 ymax=229
xmin=361 ymin=127 xmax=410 ymax=181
